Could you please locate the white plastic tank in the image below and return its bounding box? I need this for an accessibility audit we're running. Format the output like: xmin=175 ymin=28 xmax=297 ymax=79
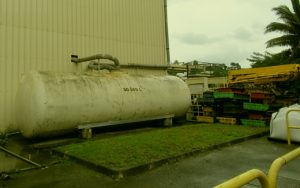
xmin=16 ymin=71 xmax=191 ymax=138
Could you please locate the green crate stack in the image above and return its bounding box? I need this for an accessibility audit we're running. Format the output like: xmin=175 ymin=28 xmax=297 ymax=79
xmin=213 ymin=92 xmax=234 ymax=99
xmin=213 ymin=92 xmax=249 ymax=101
xmin=240 ymin=119 xmax=266 ymax=127
xmin=187 ymin=92 xmax=218 ymax=122
xmin=243 ymin=102 xmax=269 ymax=111
xmin=212 ymin=92 xmax=249 ymax=121
xmin=242 ymin=101 xmax=269 ymax=126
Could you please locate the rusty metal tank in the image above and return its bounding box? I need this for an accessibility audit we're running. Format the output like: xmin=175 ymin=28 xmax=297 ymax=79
xmin=16 ymin=71 xmax=190 ymax=138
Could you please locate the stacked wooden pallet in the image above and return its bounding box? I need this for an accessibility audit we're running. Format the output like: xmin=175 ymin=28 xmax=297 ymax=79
xmin=240 ymin=93 xmax=271 ymax=127
xmin=187 ymin=90 xmax=248 ymax=124
xmin=186 ymin=92 xmax=217 ymax=123
xmin=188 ymin=88 xmax=278 ymax=126
xmin=186 ymin=89 xmax=272 ymax=126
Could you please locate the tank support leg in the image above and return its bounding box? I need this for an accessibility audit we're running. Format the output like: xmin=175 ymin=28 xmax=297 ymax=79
xmin=81 ymin=128 xmax=93 ymax=139
xmin=163 ymin=118 xmax=173 ymax=126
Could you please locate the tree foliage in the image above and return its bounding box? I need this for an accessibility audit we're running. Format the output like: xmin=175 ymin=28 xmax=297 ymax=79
xmin=248 ymin=50 xmax=292 ymax=68
xmin=265 ymin=0 xmax=300 ymax=58
xmin=229 ymin=62 xmax=241 ymax=70
xmin=205 ymin=64 xmax=228 ymax=77
xmin=249 ymin=0 xmax=300 ymax=67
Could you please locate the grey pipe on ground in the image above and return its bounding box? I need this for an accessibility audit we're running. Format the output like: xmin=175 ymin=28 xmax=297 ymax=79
xmin=0 ymin=146 xmax=42 ymax=168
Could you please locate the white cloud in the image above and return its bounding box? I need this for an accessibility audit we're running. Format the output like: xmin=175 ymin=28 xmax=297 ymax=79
xmin=168 ymin=0 xmax=289 ymax=68
xmin=177 ymin=33 xmax=222 ymax=45
xmin=232 ymin=27 xmax=253 ymax=42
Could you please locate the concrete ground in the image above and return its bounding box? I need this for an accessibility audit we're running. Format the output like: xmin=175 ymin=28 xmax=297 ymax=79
xmin=1 ymin=136 xmax=300 ymax=188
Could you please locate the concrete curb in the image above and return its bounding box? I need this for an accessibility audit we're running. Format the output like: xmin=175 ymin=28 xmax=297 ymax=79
xmin=52 ymin=131 xmax=269 ymax=179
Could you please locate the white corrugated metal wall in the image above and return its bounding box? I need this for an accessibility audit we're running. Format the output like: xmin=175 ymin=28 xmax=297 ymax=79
xmin=0 ymin=0 xmax=167 ymax=133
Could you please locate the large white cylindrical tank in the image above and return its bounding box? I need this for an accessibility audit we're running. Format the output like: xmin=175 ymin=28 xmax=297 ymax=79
xmin=16 ymin=71 xmax=191 ymax=138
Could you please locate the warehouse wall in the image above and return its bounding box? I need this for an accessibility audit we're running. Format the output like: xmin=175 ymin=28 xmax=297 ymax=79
xmin=0 ymin=0 xmax=167 ymax=133
xmin=186 ymin=77 xmax=228 ymax=95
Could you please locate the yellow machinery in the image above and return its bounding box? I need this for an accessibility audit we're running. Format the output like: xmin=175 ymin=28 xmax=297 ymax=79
xmin=227 ymin=64 xmax=300 ymax=105
xmin=228 ymin=64 xmax=300 ymax=85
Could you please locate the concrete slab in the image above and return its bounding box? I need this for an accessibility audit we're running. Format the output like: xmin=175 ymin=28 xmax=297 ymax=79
xmin=1 ymin=137 xmax=300 ymax=188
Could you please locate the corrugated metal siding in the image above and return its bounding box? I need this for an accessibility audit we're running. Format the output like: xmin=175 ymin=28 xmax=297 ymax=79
xmin=0 ymin=0 xmax=167 ymax=132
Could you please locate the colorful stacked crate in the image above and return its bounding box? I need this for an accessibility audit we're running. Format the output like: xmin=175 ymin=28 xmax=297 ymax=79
xmin=213 ymin=91 xmax=249 ymax=124
xmin=240 ymin=119 xmax=267 ymax=127
xmin=187 ymin=89 xmax=274 ymax=126
xmin=241 ymin=102 xmax=269 ymax=126
xmin=250 ymin=92 xmax=273 ymax=104
xmin=243 ymin=102 xmax=269 ymax=112
xmin=216 ymin=117 xmax=237 ymax=125
xmin=250 ymin=92 xmax=282 ymax=115
xmin=198 ymin=91 xmax=215 ymax=104
xmin=213 ymin=91 xmax=249 ymax=101
xmin=196 ymin=116 xmax=214 ymax=123
xmin=194 ymin=91 xmax=219 ymax=123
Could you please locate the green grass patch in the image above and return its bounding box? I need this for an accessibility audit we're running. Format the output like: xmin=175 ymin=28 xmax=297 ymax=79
xmin=56 ymin=124 xmax=267 ymax=170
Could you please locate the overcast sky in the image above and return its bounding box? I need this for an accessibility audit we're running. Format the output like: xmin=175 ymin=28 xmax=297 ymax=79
xmin=168 ymin=0 xmax=289 ymax=68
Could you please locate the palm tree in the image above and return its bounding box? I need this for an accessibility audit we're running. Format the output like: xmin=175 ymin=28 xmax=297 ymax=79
xmin=265 ymin=0 xmax=300 ymax=58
